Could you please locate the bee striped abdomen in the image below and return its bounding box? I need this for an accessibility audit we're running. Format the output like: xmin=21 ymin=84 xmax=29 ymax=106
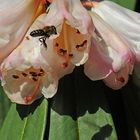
xmin=30 ymin=29 xmax=45 ymax=37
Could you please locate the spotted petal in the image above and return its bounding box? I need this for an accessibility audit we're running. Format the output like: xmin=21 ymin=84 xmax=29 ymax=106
xmin=0 ymin=14 xmax=63 ymax=104
xmin=41 ymin=21 xmax=91 ymax=67
xmin=84 ymin=11 xmax=134 ymax=89
xmin=92 ymin=1 xmax=140 ymax=88
xmin=41 ymin=0 xmax=93 ymax=66
xmin=103 ymin=64 xmax=133 ymax=90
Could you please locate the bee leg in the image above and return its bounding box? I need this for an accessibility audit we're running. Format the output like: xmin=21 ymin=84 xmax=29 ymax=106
xmin=39 ymin=37 xmax=47 ymax=48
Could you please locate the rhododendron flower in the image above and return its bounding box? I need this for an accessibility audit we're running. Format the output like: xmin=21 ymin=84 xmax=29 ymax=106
xmin=91 ymin=1 xmax=140 ymax=86
xmin=0 ymin=0 xmax=137 ymax=104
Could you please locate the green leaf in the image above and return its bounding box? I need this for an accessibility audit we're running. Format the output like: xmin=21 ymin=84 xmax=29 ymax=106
xmin=0 ymin=98 xmax=48 ymax=140
xmin=110 ymin=0 xmax=136 ymax=10
xmin=0 ymin=85 xmax=11 ymax=129
xmin=48 ymin=67 xmax=117 ymax=140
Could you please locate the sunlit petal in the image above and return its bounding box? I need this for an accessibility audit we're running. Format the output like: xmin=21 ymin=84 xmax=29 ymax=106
xmin=93 ymin=1 xmax=140 ymax=62
xmin=41 ymin=74 xmax=58 ymax=98
xmin=0 ymin=0 xmax=43 ymax=64
xmin=0 ymin=68 xmax=43 ymax=104
xmin=0 ymin=14 xmax=60 ymax=104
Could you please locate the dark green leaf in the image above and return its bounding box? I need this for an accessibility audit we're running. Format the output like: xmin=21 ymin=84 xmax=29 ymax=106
xmin=110 ymin=0 xmax=136 ymax=10
xmin=0 ymin=98 xmax=48 ymax=140
xmin=0 ymin=85 xmax=11 ymax=129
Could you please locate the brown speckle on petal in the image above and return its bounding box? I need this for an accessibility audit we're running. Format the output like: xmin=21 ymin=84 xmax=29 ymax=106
xmin=116 ymin=77 xmax=125 ymax=83
xmin=76 ymin=40 xmax=87 ymax=51
xmin=29 ymin=71 xmax=38 ymax=77
xmin=55 ymin=43 xmax=59 ymax=47
xmin=61 ymin=62 xmax=68 ymax=68
xmin=26 ymin=36 xmax=30 ymax=40
xmin=40 ymin=69 xmax=44 ymax=73
xmin=76 ymin=29 xmax=80 ymax=34
xmin=69 ymin=54 xmax=73 ymax=57
xmin=12 ymin=75 xmax=19 ymax=79
xmin=32 ymin=77 xmax=38 ymax=81
xmin=22 ymin=72 xmax=28 ymax=77
xmin=59 ymin=49 xmax=67 ymax=55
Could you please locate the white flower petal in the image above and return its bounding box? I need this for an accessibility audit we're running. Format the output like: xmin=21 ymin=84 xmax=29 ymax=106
xmin=92 ymin=1 xmax=140 ymax=62
xmin=42 ymin=74 xmax=58 ymax=98
xmin=0 ymin=0 xmax=42 ymax=64
xmin=0 ymin=68 xmax=42 ymax=105
xmin=0 ymin=13 xmax=62 ymax=104
xmin=41 ymin=39 xmax=75 ymax=78
xmin=44 ymin=0 xmax=94 ymax=34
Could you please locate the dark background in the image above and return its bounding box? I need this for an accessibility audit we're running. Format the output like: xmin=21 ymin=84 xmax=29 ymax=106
xmin=136 ymin=0 xmax=140 ymax=12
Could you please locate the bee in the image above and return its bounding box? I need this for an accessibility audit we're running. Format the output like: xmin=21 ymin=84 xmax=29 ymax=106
xmin=30 ymin=25 xmax=57 ymax=48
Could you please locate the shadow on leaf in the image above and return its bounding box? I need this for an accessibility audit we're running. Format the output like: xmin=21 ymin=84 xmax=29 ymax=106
xmin=16 ymin=97 xmax=44 ymax=119
xmin=91 ymin=124 xmax=113 ymax=140
xmin=51 ymin=66 xmax=111 ymax=120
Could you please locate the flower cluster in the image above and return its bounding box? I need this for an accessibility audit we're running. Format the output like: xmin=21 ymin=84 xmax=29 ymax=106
xmin=0 ymin=0 xmax=139 ymax=104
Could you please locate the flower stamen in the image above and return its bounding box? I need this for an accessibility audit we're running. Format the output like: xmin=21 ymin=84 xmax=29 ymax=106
xmin=24 ymin=78 xmax=41 ymax=103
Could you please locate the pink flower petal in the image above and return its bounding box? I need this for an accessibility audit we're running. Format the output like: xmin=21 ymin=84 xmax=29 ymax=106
xmin=0 ymin=0 xmax=42 ymax=64
xmin=93 ymin=1 xmax=140 ymax=63
xmin=89 ymin=11 xmax=135 ymax=72
xmin=103 ymin=64 xmax=133 ymax=90
xmin=84 ymin=39 xmax=112 ymax=80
